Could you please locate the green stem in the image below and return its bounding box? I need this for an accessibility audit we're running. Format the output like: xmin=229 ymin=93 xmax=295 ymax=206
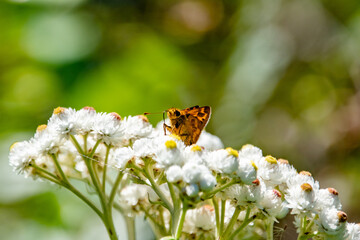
xmin=174 ymin=202 xmax=188 ymax=240
xmin=220 ymin=199 xmax=226 ymax=234
xmin=64 ymin=182 xmax=103 ymax=219
xmin=266 ymin=218 xmax=274 ymax=240
xmin=71 ymin=135 xmax=117 ymax=240
xmin=83 ymin=134 xmax=88 ymax=153
xmin=50 ymin=153 xmax=69 ymax=184
xmin=229 ymin=207 xmax=253 ymax=240
xmin=34 ymin=166 xmax=103 ymax=219
xmin=201 ymin=179 xmax=237 ymax=199
xmin=89 ymin=139 xmax=102 ymax=158
xmin=30 ymin=163 xmax=59 ymax=180
xmin=167 ymin=181 xmax=179 ymax=209
xmin=212 ymin=197 xmax=220 ymax=237
xmin=124 ymin=216 xmax=136 ymax=240
xmin=36 ymin=170 xmax=62 ymax=185
xmin=143 ymin=162 xmax=173 ymax=213
xmin=102 ymin=145 xmax=111 ymax=192
xmin=221 ymin=206 xmax=241 ymax=239
xmin=108 ymin=171 xmax=124 ymax=207
xmin=140 ymin=205 xmax=166 ymax=234
xmin=297 ymin=215 xmax=307 ymax=240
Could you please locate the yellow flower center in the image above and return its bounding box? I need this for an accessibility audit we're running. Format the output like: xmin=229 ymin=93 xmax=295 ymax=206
xmin=265 ymin=155 xmax=277 ymax=164
xmin=226 ymin=147 xmax=239 ymax=157
xmin=165 ymin=140 xmax=177 ymax=149
xmin=53 ymin=107 xmax=65 ymax=115
xmin=301 ymin=183 xmax=313 ymax=192
xmin=191 ymin=145 xmax=202 ymax=152
xmin=250 ymin=160 xmax=258 ymax=170
xmin=10 ymin=142 xmax=19 ymax=150
xmin=36 ymin=124 xmax=47 ymax=132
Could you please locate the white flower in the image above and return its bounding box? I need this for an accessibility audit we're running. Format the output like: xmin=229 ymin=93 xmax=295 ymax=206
xmin=153 ymin=136 xmax=185 ymax=169
xmin=196 ymin=131 xmax=224 ymax=150
xmin=259 ymin=189 xmax=284 ymax=219
xmin=256 ymin=156 xmax=297 ymax=187
xmin=183 ymin=145 xmax=206 ymax=165
xmin=132 ymin=138 xmax=156 ymax=159
xmin=9 ymin=140 xmax=38 ymax=176
xmin=47 ymin=107 xmax=78 ymax=137
xmin=185 ymin=184 xmax=200 ymax=197
xmin=317 ymin=209 xmax=347 ymax=238
xmin=346 ymin=223 xmax=360 ymax=240
xmin=225 ymin=179 xmax=266 ymax=206
xmin=183 ymin=205 xmax=216 ymax=234
xmin=72 ymin=107 xmax=97 ymax=135
xmin=111 ymin=147 xmax=134 ymax=169
xmin=206 ymin=148 xmax=239 ymax=175
xmin=239 ymin=144 xmax=263 ymax=161
xmin=122 ymin=115 xmax=153 ymax=141
xmin=119 ymin=184 xmax=153 ymax=216
xmin=199 ymin=172 xmax=217 ymax=192
xmin=314 ymin=188 xmax=342 ymax=213
xmin=182 ymin=162 xmax=216 ymax=192
xmin=165 ymin=165 xmax=183 ymax=183
xmin=33 ymin=125 xmax=64 ymax=155
xmin=285 ymin=172 xmax=319 ymax=214
xmin=237 ymin=157 xmax=257 ymax=184
xmin=92 ymin=112 xmax=125 ymax=146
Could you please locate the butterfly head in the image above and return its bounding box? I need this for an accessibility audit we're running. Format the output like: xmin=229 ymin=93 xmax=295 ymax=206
xmin=166 ymin=108 xmax=181 ymax=119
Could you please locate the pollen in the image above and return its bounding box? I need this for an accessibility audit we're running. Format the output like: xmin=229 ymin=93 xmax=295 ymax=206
xmin=9 ymin=142 xmax=19 ymax=150
xmin=299 ymin=171 xmax=312 ymax=177
xmin=165 ymin=140 xmax=177 ymax=149
xmin=83 ymin=106 xmax=96 ymax=111
xmin=137 ymin=115 xmax=149 ymax=122
xmin=252 ymin=179 xmax=260 ymax=186
xmin=226 ymin=147 xmax=239 ymax=157
xmin=250 ymin=160 xmax=258 ymax=170
xmin=278 ymin=158 xmax=289 ymax=164
xmin=191 ymin=145 xmax=202 ymax=152
xmin=36 ymin=124 xmax=47 ymax=132
xmin=337 ymin=211 xmax=348 ymax=222
xmin=301 ymin=183 xmax=313 ymax=192
xmin=273 ymin=189 xmax=282 ymax=198
xmin=110 ymin=112 xmax=122 ymax=121
xmin=241 ymin=144 xmax=254 ymax=150
xmin=53 ymin=107 xmax=65 ymax=115
xmin=328 ymin=188 xmax=339 ymax=196
xmin=265 ymin=155 xmax=277 ymax=164
xmin=170 ymin=134 xmax=181 ymax=141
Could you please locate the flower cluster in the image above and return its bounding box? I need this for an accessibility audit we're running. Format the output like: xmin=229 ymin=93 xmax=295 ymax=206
xmin=9 ymin=107 xmax=360 ymax=240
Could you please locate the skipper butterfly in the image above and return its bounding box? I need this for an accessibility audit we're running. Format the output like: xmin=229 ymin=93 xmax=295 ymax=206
xmin=164 ymin=105 xmax=211 ymax=146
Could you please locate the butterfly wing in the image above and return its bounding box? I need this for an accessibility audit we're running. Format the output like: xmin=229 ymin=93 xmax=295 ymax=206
xmin=182 ymin=106 xmax=211 ymax=145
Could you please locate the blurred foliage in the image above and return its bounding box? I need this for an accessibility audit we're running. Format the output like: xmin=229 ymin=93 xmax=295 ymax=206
xmin=1 ymin=0 xmax=360 ymax=239
xmin=1 ymin=192 xmax=62 ymax=226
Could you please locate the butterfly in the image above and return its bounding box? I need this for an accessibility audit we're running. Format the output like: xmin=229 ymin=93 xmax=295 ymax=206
xmin=164 ymin=105 xmax=211 ymax=146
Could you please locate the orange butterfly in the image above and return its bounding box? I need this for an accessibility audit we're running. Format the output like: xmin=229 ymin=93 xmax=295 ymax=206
xmin=164 ymin=105 xmax=211 ymax=146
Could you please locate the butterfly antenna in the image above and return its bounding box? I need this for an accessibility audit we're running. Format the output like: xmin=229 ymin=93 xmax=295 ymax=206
xmin=143 ymin=111 xmax=163 ymax=115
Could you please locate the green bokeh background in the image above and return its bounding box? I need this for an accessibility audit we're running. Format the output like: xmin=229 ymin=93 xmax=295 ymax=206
xmin=1 ymin=0 xmax=360 ymax=239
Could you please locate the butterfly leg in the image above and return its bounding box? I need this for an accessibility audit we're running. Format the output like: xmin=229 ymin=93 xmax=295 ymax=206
xmin=163 ymin=123 xmax=172 ymax=135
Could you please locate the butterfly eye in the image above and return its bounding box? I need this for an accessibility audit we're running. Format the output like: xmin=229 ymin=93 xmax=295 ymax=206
xmin=175 ymin=110 xmax=180 ymax=116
